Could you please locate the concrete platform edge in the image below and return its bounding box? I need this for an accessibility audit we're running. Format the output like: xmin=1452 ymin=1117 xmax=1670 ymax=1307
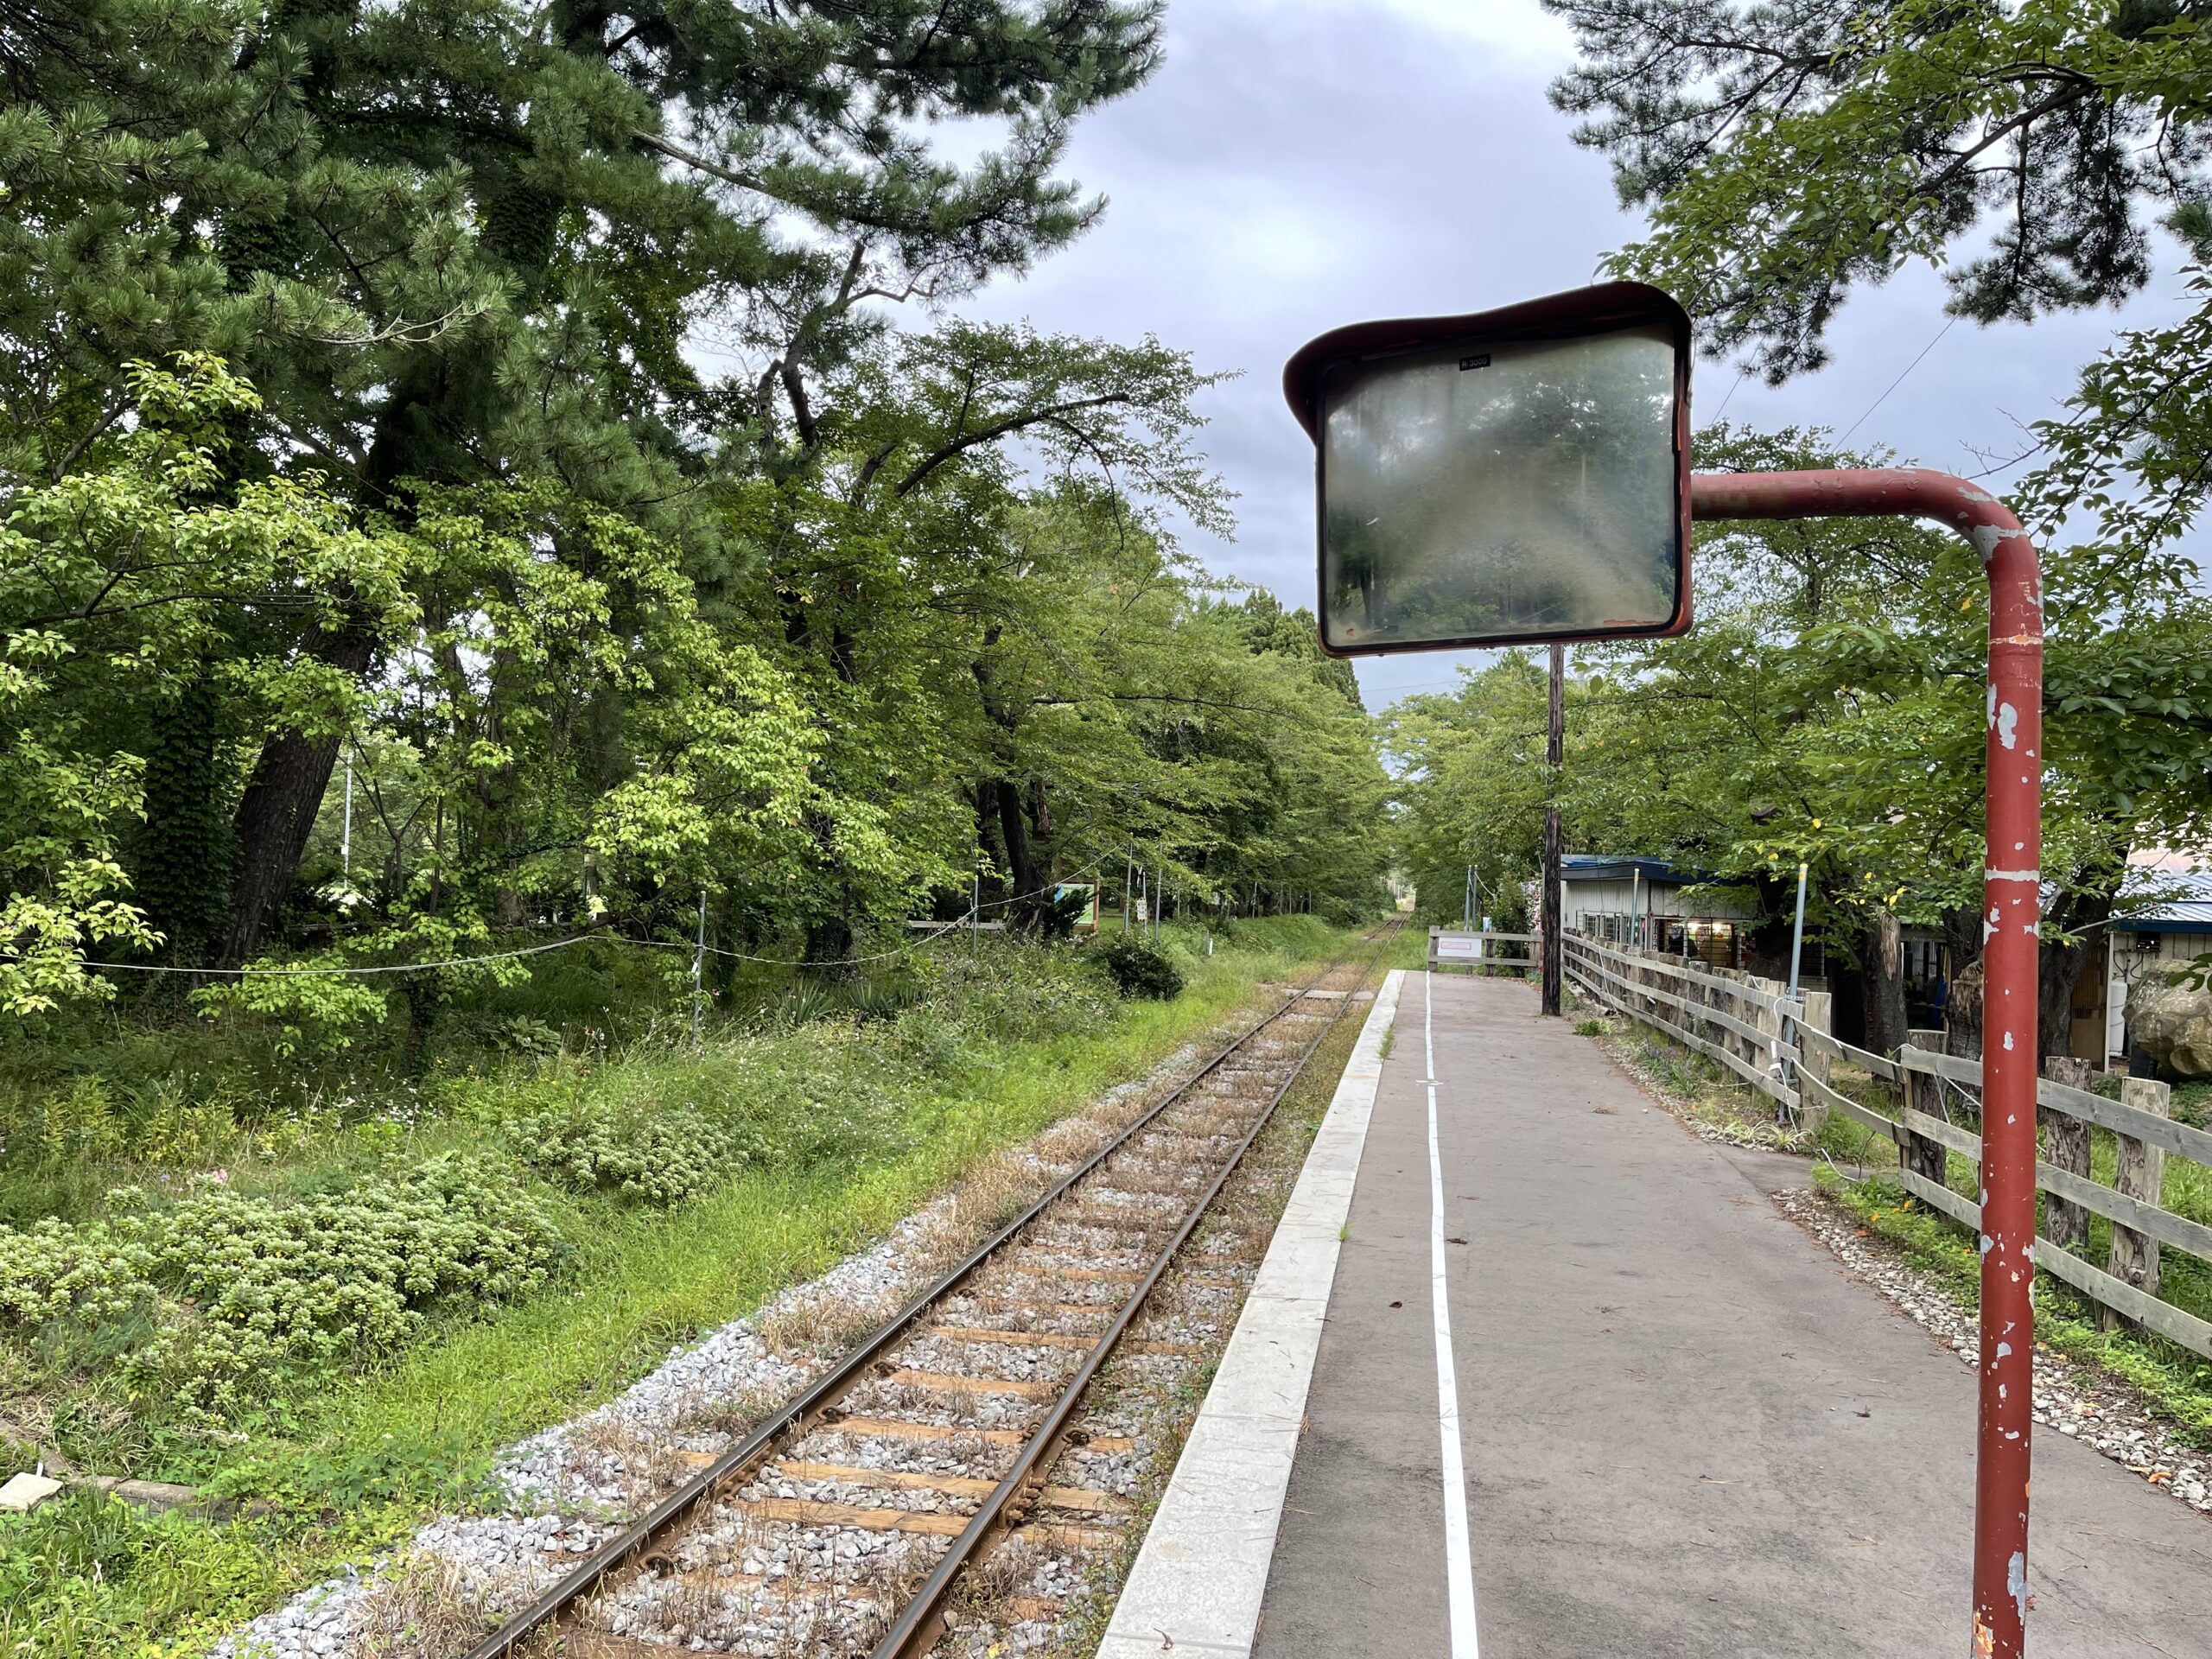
xmin=1096 ymin=968 xmax=1407 ymax=1659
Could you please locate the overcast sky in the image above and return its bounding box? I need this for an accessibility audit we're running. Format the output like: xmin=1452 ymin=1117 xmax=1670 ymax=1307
xmin=957 ymin=0 xmax=2189 ymax=709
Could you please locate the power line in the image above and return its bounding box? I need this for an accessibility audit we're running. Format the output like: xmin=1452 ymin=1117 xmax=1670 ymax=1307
xmin=1708 ymin=365 xmax=1753 ymax=423
xmin=57 ymin=855 xmax=1126 ymax=980
xmin=1838 ymin=316 xmax=1957 ymax=444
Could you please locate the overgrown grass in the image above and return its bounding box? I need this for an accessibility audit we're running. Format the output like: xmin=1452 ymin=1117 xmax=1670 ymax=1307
xmin=0 ymin=915 xmax=1360 ymax=1658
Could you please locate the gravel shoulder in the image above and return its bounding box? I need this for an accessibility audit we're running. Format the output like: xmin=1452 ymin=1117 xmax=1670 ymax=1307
xmin=210 ymin=1036 xmax=1230 ymax=1659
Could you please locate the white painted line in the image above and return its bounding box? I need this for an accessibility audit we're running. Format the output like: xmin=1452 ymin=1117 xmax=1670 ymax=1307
xmin=1426 ymin=969 xmax=1481 ymax=1659
xmin=1096 ymin=969 xmax=1406 ymax=1659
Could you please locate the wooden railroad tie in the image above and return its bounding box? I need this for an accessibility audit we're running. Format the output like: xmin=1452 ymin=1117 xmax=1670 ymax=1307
xmin=824 ymin=1415 xmax=1133 ymax=1454
xmin=771 ymin=1459 xmax=1132 ymax=1514
xmin=728 ymin=1496 xmax=1122 ymax=1550
xmin=880 ymin=1366 xmax=1061 ymax=1398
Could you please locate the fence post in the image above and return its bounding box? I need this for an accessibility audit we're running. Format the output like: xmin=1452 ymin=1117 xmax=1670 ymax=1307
xmin=2104 ymin=1075 xmax=2171 ymax=1332
xmin=1798 ymin=991 xmax=1833 ymax=1132
xmin=1903 ymin=1029 xmax=1950 ymax=1192
xmin=1748 ymin=974 xmax=1783 ymax=1083
xmin=2041 ymin=1057 xmax=2093 ymax=1253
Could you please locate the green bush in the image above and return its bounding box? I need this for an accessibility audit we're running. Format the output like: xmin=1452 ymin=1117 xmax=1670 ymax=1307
xmin=506 ymin=1101 xmax=739 ymax=1206
xmin=0 ymin=1154 xmax=564 ymax=1417
xmin=1091 ymin=938 xmax=1185 ymax=1001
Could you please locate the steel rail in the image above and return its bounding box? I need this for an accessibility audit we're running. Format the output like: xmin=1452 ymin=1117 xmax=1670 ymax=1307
xmin=461 ymin=926 xmax=1394 ymax=1659
xmin=868 ymin=950 xmax=1373 ymax=1659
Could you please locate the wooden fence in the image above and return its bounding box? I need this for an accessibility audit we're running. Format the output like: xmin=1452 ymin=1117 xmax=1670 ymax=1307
xmin=1560 ymin=932 xmax=2211 ymax=1360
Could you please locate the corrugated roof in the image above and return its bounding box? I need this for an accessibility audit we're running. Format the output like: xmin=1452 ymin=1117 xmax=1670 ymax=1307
xmin=2113 ymin=870 xmax=2212 ymax=933
xmin=1561 ymin=854 xmax=1744 ymax=887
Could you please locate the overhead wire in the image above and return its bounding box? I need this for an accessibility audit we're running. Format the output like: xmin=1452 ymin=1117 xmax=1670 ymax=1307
xmin=58 ymin=855 xmax=1131 ymax=979
xmin=1837 ymin=316 xmax=1957 ymax=443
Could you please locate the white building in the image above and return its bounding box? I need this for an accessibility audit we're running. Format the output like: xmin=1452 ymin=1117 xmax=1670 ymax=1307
xmin=2107 ymin=876 xmax=2212 ymax=1067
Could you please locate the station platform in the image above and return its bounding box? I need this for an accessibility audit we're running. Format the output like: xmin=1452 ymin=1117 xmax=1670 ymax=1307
xmin=1103 ymin=970 xmax=2212 ymax=1659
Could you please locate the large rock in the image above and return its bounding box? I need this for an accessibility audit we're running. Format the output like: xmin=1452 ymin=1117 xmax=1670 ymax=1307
xmin=2127 ymin=974 xmax=2212 ymax=1077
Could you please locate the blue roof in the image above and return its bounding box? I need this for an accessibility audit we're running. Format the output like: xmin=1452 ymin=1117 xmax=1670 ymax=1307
xmin=2113 ymin=872 xmax=2212 ymax=934
xmin=1561 ymin=854 xmax=1743 ymax=887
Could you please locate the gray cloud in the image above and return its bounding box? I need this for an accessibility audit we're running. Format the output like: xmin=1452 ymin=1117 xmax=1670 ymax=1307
xmin=963 ymin=0 xmax=2189 ymax=709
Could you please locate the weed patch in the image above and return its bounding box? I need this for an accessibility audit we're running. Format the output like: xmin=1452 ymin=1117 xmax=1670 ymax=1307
xmin=0 ymin=918 xmax=1355 ymax=1656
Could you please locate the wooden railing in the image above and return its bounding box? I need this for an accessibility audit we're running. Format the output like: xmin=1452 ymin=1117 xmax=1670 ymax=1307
xmin=1560 ymin=932 xmax=2208 ymax=1360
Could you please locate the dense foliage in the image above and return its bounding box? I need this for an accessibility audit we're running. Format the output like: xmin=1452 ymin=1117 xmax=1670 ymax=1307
xmin=1093 ymin=937 xmax=1185 ymax=1000
xmin=1397 ymin=423 xmax=2212 ymax=1058
xmin=0 ymin=926 xmax=1287 ymax=1440
xmin=2 ymin=1154 xmax=564 ymax=1419
xmin=1498 ymin=3 xmax=2212 ymax=1055
xmin=0 ymin=0 xmax=1389 ymax=1052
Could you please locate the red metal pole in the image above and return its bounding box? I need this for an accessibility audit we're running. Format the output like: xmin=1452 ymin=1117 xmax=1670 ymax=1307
xmin=1689 ymin=468 xmax=2043 ymax=1659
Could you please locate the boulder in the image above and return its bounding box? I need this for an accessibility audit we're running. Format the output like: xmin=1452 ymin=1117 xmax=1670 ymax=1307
xmin=2126 ymin=974 xmax=2212 ymax=1077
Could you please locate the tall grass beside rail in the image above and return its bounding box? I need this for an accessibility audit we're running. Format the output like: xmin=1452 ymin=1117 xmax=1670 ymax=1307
xmin=0 ymin=915 xmax=1359 ymax=1658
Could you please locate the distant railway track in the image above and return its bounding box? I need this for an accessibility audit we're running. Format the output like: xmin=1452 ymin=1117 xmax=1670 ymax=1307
xmin=462 ymin=925 xmax=1397 ymax=1659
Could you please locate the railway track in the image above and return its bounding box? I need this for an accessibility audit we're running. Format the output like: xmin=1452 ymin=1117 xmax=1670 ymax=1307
xmin=461 ymin=927 xmax=1395 ymax=1659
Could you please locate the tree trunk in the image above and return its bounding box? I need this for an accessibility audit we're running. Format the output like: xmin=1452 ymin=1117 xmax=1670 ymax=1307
xmin=1863 ymin=909 xmax=1908 ymax=1058
xmin=221 ymin=613 xmax=374 ymax=964
xmin=991 ymin=775 xmax=1049 ymax=927
xmin=2042 ymin=1056 xmax=2093 ymax=1252
xmin=2039 ymin=890 xmax=2112 ymax=1065
xmin=1947 ymin=959 xmax=1984 ymax=1061
xmin=137 ymin=674 xmax=235 ymax=969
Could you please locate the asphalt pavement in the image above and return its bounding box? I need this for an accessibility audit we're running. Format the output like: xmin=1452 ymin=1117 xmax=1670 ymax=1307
xmin=1251 ymin=970 xmax=2212 ymax=1659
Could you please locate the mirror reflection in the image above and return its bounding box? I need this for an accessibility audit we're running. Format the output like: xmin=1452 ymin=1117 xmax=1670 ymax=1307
xmin=1319 ymin=323 xmax=1681 ymax=651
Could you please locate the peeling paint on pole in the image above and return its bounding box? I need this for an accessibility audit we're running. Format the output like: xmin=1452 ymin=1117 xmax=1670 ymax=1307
xmin=1692 ymin=467 xmax=2042 ymax=1659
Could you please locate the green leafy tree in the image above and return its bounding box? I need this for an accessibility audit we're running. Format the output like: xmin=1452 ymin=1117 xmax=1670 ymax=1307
xmin=4 ymin=0 xmax=1164 ymax=962
xmin=1395 ymin=423 xmax=2212 ymax=1058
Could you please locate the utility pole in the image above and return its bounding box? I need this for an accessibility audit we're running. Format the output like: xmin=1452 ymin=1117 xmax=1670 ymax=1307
xmin=1541 ymin=642 xmax=1564 ymax=1016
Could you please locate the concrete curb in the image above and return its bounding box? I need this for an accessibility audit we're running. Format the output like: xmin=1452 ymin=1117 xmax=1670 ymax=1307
xmin=1096 ymin=969 xmax=1406 ymax=1659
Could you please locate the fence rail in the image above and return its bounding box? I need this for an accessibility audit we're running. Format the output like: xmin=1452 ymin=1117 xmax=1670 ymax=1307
xmin=1427 ymin=927 xmax=1538 ymax=975
xmin=1560 ymin=932 xmax=2210 ymax=1359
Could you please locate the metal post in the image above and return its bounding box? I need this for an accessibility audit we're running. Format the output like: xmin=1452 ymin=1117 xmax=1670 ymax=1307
xmin=1630 ymin=867 xmax=1641 ymax=951
xmin=1122 ymin=859 xmax=1131 ymax=935
xmin=1693 ymin=467 xmax=2043 ymax=1659
xmin=971 ymin=869 xmax=980 ymax=961
xmin=1786 ymin=861 xmax=1809 ymax=1003
xmin=690 ymin=887 xmax=708 ymax=1046
xmin=341 ymin=754 xmax=353 ymax=880
xmin=1541 ymin=643 xmax=1564 ymax=1016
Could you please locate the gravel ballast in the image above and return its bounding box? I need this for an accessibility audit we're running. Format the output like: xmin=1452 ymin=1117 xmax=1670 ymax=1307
xmin=207 ymin=1042 xmax=1216 ymax=1659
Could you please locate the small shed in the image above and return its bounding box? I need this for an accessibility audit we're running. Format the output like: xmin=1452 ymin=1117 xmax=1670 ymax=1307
xmin=1557 ymin=854 xmax=1760 ymax=969
xmin=2107 ymin=876 xmax=2212 ymax=1066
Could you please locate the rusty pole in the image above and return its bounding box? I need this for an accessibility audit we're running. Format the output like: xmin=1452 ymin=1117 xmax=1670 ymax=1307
xmin=1541 ymin=641 xmax=1565 ymax=1015
xmin=1689 ymin=468 xmax=2043 ymax=1659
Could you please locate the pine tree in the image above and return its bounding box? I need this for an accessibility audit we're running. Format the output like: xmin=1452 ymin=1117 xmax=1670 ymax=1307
xmin=2 ymin=0 xmax=1163 ymax=963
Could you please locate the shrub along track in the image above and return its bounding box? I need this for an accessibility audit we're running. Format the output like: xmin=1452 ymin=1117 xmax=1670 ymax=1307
xmin=460 ymin=926 xmax=1396 ymax=1659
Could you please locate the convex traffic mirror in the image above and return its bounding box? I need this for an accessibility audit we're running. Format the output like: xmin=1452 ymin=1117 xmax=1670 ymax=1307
xmin=1283 ymin=282 xmax=1694 ymax=654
